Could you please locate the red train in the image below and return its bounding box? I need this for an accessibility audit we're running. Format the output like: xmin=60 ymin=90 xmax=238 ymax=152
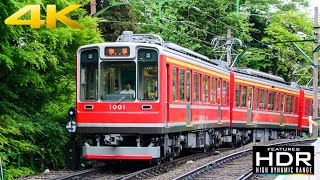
xmin=76 ymin=31 xmax=320 ymax=162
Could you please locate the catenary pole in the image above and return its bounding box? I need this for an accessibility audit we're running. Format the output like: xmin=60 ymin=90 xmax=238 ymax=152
xmin=227 ymin=29 xmax=232 ymax=67
xmin=91 ymin=0 xmax=97 ymax=14
xmin=313 ymin=7 xmax=319 ymax=138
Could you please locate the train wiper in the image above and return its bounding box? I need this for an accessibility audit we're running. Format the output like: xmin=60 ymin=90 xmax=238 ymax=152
xmin=116 ymin=96 xmax=126 ymax=104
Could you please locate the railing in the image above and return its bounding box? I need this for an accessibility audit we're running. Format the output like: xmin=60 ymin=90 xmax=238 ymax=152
xmin=0 ymin=152 xmax=34 ymax=180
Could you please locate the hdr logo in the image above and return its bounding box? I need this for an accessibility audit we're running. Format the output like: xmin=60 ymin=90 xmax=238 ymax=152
xmin=4 ymin=5 xmax=83 ymax=29
xmin=253 ymin=146 xmax=314 ymax=175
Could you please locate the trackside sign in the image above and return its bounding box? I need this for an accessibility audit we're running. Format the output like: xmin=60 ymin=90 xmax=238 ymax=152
xmin=253 ymin=146 xmax=314 ymax=175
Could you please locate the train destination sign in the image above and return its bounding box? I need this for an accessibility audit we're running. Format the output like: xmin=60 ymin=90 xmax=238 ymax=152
xmin=105 ymin=47 xmax=130 ymax=57
xmin=253 ymin=146 xmax=314 ymax=175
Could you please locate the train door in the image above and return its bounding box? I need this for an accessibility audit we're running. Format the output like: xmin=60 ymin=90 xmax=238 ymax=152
xmin=186 ymin=70 xmax=192 ymax=126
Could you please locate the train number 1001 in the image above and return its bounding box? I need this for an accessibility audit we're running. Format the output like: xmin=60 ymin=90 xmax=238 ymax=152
xmin=109 ymin=104 xmax=126 ymax=110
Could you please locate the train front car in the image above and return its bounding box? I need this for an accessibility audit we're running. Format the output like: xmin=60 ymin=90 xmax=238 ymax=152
xmin=77 ymin=32 xmax=164 ymax=161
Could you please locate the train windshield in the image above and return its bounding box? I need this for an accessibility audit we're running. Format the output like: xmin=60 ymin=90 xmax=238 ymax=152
xmin=137 ymin=48 xmax=158 ymax=101
xmin=100 ymin=61 xmax=136 ymax=101
xmin=80 ymin=48 xmax=159 ymax=102
xmin=80 ymin=49 xmax=99 ymax=101
xmin=99 ymin=48 xmax=159 ymax=102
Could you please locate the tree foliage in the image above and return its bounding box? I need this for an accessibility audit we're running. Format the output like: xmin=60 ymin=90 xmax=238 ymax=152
xmin=98 ymin=0 xmax=312 ymax=83
xmin=0 ymin=0 xmax=103 ymax=179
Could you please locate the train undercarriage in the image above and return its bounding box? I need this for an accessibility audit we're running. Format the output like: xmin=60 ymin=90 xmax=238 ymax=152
xmin=82 ymin=127 xmax=304 ymax=164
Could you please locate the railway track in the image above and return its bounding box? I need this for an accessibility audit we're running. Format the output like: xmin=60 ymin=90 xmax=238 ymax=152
xmin=173 ymin=139 xmax=316 ymax=180
xmin=111 ymin=148 xmax=233 ymax=180
xmin=52 ymin=167 xmax=105 ymax=180
xmin=19 ymin=139 xmax=314 ymax=180
xmin=41 ymin=148 xmax=231 ymax=180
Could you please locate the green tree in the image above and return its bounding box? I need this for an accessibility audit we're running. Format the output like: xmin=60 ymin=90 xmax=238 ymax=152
xmin=0 ymin=0 xmax=103 ymax=179
xmin=236 ymin=10 xmax=313 ymax=83
xmin=94 ymin=0 xmax=140 ymax=41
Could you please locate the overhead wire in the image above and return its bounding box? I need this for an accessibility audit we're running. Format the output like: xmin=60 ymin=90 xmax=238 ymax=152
xmin=100 ymin=20 xmax=214 ymax=45
xmin=191 ymin=7 xmax=270 ymax=46
xmin=193 ymin=6 xmax=314 ymax=55
xmin=160 ymin=16 xmax=221 ymax=38
xmin=102 ymin=4 xmax=280 ymax=54
xmin=135 ymin=2 xmax=223 ymax=44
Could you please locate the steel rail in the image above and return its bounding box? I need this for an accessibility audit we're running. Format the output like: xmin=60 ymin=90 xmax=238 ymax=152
xmin=173 ymin=138 xmax=316 ymax=180
xmin=236 ymin=170 xmax=253 ymax=180
xmin=112 ymin=148 xmax=234 ymax=180
xmin=51 ymin=167 xmax=105 ymax=180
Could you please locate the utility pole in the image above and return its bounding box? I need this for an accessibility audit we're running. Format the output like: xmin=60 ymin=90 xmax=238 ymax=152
xmin=227 ymin=29 xmax=232 ymax=66
xmin=313 ymin=7 xmax=319 ymax=138
xmin=91 ymin=0 xmax=97 ymax=14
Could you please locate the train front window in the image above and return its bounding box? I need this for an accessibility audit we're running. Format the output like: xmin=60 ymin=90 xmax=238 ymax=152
xmin=80 ymin=49 xmax=98 ymax=101
xmin=137 ymin=48 xmax=158 ymax=101
xmin=100 ymin=61 xmax=136 ymax=101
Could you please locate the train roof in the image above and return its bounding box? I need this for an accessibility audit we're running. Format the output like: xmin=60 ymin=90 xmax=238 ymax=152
xmin=116 ymin=31 xmax=213 ymax=62
xmin=81 ymin=31 xmax=320 ymax=96
xmin=116 ymin=32 xmax=293 ymax=85
xmin=231 ymin=67 xmax=288 ymax=85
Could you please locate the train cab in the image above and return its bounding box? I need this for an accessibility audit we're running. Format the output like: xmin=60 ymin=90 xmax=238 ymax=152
xmin=77 ymin=32 xmax=167 ymax=160
xmin=77 ymin=38 xmax=163 ymax=131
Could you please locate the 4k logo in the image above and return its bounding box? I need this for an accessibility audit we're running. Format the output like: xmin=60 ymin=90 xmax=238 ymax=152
xmin=4 ymin=5 xmax=83 ymax=29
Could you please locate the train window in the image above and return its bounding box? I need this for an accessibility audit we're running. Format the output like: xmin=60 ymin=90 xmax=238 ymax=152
xmin=186 ymin=70 xmax=191 ymax=102
xmin=193 ymin=73 xmax=197 ymax=103
xmin=291 ymin=97 xmax=295 ymax=113
xmin=210 ymin=77 xmax=216 ymax=104
xmin=80 ymin=49 xmax=98 ymax=101
xmin=259 ymin=90 xmax=267 ymax=109
xmin=307 ymin=99 xmax=312 ymax=116
xmin=254 ymin=88 xmax=259 ymax=109
xmin=180 ymin=69 xmax=185 ymax=102
xmin=217 ymin=78 xmax=221 ymax=104
xmin=289 ymin=95 xmax=294 ymax=113
xmin=222 ymin=81 xmax=228 ymax=105
xmin=259 ymin=90 xmax=263 ymax=109
xmin=294 ymin=96 xmax=299 ymax=114
xmin=248 ymin=87 xmax=253 ymax=109
xmin=274 ymin=93 xmax=279 ymax=111
xmin=100 ymin=61 xmax=136 ymax=101
xmin=137 ymin=49 xmax=158 ymax=101
xmin=304 ymin=99 xmax=312 ymax=116
xmin=292 ymin=97 xmax=295 ymax=113
xmin=197 ymin=74 xmax=201 ymax=103
xmin=286 ymin=95 xmax=292 ymax=113
xmin=268 ymin=91 xmax=275 ymax=111
xmin=225 ymin=82 xmax=230 ymax=105
xmin=203 ymin=76 xmax=209 ymax=103
xmin=241 ymin=86 xmax=247 ymax=107
xmin=280 ymin=93 xmax=285 ymax=112
xmin=173 ymin=68 xmax=178 ymax=101
xmin=279 ymin=93 xmax=282 ymax=111
xmin=235 ymin=84 xmax=240 ymax=107
xmin=273 ymin=93 xmax=277 ymax=111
